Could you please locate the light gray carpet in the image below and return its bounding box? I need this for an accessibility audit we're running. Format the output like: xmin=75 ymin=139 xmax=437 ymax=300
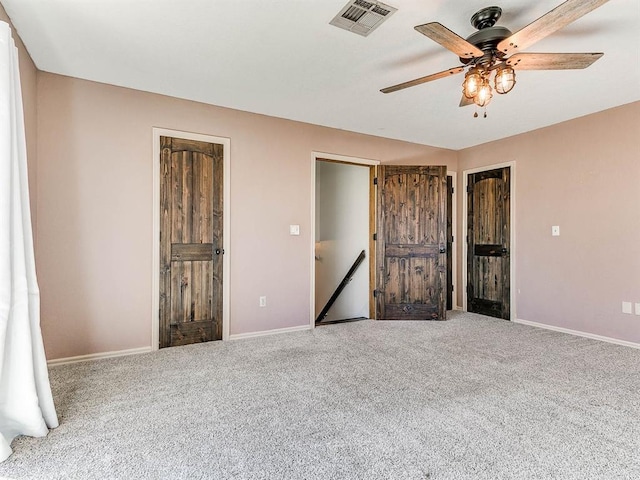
xmin=1 ymin=311 xmax=639 ymax=480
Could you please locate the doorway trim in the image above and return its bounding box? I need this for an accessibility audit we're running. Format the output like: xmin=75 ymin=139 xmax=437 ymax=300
xmin=462 ymin=160 xmax=516 ymax=319
xmin=310 ymin=152 xmax=380 ymax=329
xmin=151 ymin=128 xmax=231 ymax=350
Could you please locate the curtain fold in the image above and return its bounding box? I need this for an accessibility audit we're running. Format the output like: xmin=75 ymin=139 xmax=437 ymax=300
xmin=0 ymin=21 xmax=58 ymax=463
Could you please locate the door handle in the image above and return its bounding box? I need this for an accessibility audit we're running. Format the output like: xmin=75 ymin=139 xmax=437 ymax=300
xmin=439 ymin=245 xmax=446 ymax=254
xmin=215 ymin=248 xmax=224 ymax=255
xmin=501 ymin=247 xmax=508 ymax=254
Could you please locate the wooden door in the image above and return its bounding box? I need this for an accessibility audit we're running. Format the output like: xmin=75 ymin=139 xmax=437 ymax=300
xmin=159 ymin=136 xmax=223 ymax=348
xmin=467 ymin=166 xmax=510 ymax=319
xmin=376 ymin=165 xmax=447 ymax=320
xmin=446 ymin=175 xmax=454 ymax=310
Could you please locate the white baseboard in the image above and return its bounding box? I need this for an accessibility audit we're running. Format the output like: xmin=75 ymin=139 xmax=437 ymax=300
xmin=229 ymin=324 xmax=312 ymax=341
xmin=47 ymin=324 xmax=313 ymax=365
xmin=514 ymin=318 xmax=640 ymax=350
xmin=47 ymin=346 xmax=153 ymax=367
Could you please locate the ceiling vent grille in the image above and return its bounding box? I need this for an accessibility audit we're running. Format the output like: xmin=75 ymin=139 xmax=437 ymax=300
xmin=330 ymin=0 xmax=397 ymax=37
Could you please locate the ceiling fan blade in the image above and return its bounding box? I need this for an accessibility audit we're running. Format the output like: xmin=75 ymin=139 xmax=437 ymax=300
xmin=459 ymin=95 xmax=474 ymax=107
xmin=497 ymin=0 xmax=611 ymax=55
xmin=506 ymin=52 xmax=604 ymax=70
xmin=415 ymin=23 xmax=484 ymax=59
xmin=381 ymin=67 xmax=464 ymax=94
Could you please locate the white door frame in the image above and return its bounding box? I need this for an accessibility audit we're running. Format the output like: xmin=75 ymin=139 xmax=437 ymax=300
xmin=310 ymin=152 xmax=379 ymax=328
xmin=462 ymin=161 xmax=516 ymax=320
xmin=151 ymin=128 xmax=231 ymax=349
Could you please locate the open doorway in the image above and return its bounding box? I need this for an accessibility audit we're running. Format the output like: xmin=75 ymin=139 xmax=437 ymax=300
xmin=310 ymin=154 xmax=457 ymax=327
xmin=314 ymin=159 xmax=372 ymax=323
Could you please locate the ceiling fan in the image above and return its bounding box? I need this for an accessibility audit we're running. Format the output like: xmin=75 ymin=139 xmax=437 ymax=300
xmin=381 ymin=0 xmax=610 ymax=113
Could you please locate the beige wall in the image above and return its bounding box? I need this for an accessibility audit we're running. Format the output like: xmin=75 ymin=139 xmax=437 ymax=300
xmin=6 ymin=3 xmax=638 ymax=357
xmin=458 ymin=102 xmax=640 ymax=343
xmin=36 ymin=73 xmax=457 ymax=359
xmin=1 ymin=5 xmax=37 ymax=231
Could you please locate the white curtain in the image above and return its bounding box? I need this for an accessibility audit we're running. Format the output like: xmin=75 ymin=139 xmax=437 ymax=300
xmin=0 ymin=21 xmax=58 ymax=462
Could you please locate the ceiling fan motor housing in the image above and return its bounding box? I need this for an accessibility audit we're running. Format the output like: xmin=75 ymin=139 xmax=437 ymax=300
xmin=461 ymin=26 xmax=513 ymax=63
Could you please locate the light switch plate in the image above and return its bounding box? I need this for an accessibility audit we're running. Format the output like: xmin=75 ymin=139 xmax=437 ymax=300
xmin=552 ymin=226 xmax=560 ymax=236
xmin=622 ymin=301 xmax=632 ymax=314
xmin=289 ymin=224 xmax=300 ymax=235
xmin=635 ymin=303 xmax=640 ymax=315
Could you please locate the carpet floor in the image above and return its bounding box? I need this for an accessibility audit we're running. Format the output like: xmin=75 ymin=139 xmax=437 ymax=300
xmin=1 ymin=311 xmax=639 ymax=479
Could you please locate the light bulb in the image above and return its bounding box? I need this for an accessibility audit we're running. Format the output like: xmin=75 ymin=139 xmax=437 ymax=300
xmin=463 ymin=69 xmax=482 ymax=99
xmin=474 ymin=82 xmax=493 ymax=107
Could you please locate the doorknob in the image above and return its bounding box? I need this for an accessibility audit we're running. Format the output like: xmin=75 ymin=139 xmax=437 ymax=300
xmin=215 ymin=248 xmax=224 ymax=255
xmin=439 ymin=245 xmax=446 ymax=254
xmin=501 ymin=247 xmax=508 ymax=254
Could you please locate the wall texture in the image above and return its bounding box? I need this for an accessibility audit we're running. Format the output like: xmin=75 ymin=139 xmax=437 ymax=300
xmin=458 ymin=102 xmax=640 ymax=343
xmin=36 ymin=73 xmax=457 ymax=359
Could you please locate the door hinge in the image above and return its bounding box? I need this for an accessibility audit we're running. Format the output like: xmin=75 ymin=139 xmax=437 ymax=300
xmin=467 ymin=184 xmax=472 ymax=193
xmin=373 ymin=177 xmax=378 ymax=185
xmin=451 ymin=235 xmax=454 ymax=243
xmin=373 ymin=289 xmax=378 ymax=298
xmin=373 ymin=233 xmax=377 ymax=241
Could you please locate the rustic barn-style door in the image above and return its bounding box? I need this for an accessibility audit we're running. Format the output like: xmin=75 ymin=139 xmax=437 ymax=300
xmin=376 ymin=165 xmax=447 ymax=320
xmin=467 ymin=166 xmax=510 ymax=319
xmin=159 ymin=136 xmax=223 ymax=348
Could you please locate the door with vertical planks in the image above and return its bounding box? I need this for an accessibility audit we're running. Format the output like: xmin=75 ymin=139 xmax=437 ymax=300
xmin=159 ymin=136 xmax=223 ymax=348
xmin=446 ymin=175 xmax=454 ymax=310
xmin=376 ymin=165 xmax=447 ymax=320
xmin=467 ymin=166 xmax=510 ymax=319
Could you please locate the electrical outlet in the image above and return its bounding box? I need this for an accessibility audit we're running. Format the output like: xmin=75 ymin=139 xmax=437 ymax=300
xmin=622 ymin=301 xmax=632 ymax=314
xmin=289 ymin=224 xmax=300 ymax=235
xmin=259 ymin=296 xmax=267 ymax=307
xmin=552 ymin=226 xmax=560 ymax=236
xmin=635 ymin=303 xmax=640 ymax=316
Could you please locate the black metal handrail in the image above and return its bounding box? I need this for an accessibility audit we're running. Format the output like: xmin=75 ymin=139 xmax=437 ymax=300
xmin=316 ymin=249 xmax=366 ymax=324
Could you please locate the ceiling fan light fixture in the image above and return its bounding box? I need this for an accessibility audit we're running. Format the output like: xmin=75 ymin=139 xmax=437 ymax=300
xmin=474 ymin=80 xmax=493 ymax=107
xmin=462 ymin=68 xmax=482 ymax=99
xmin=494 ymin=65 xmax=516 ymax=94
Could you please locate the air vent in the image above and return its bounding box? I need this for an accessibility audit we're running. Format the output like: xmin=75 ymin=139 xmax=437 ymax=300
xmin=330 ymin=0 xmax=397 ymax=37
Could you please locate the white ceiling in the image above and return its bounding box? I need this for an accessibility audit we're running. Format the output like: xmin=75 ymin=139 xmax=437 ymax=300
xmin=2 ymin=0 xmax=639 ymax=149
